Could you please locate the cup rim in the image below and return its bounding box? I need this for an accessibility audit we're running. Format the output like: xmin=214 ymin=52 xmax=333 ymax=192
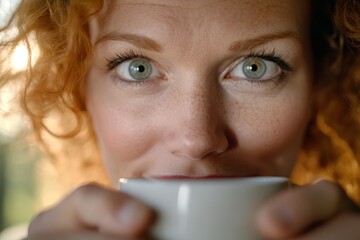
xmin=119 ymin=176 xmax=288 ymax=185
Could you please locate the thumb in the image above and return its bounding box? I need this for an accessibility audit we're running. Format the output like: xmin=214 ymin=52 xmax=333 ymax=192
xmin=255 ymin=180 xmax=355 ymax=239
xmin=28 ymin=183 xmax=155 ymax=238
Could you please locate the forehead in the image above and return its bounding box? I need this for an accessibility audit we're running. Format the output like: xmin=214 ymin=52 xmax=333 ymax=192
xmin=91 ymin=0 xmax=310 ymax=46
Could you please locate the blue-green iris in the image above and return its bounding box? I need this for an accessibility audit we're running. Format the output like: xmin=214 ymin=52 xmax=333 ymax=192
xmin=242 ymin=58 xmax=266 ymax=79
xmin=129 ymin=59 xmax=152 ymax=80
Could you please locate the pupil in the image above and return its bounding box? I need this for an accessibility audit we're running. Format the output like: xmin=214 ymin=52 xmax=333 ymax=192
xmin=251 ymin=64 xmax=258 ymax=71
xmin=138 ymin=65 xmax=145 ymax=73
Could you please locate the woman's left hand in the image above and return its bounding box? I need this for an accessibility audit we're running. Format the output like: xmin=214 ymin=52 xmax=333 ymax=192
xmin=255 ymin=180 xmax=360 ymax=239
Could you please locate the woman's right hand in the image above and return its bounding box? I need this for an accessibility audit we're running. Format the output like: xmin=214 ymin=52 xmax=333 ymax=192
xmin=25 ymin=183 xmax=155 ymax=240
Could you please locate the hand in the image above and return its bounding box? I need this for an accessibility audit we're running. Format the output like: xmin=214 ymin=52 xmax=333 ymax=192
xmin=26 ymin=183 xmax=155 ymax=239
xmin=24 ymin=231 xmax=147 ymax=240
xmin=255 ymin=180 xmax=360 ymax=239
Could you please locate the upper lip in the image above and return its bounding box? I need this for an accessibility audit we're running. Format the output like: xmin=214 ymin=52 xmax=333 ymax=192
xmin=145 ymin=174 xmax=255 ymax=179
xmin=142 ymin=162 xmax=256 ymax=179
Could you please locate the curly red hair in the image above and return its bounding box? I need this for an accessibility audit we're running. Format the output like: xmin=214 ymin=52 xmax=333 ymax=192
xmin=0 ymin=0 xmax=359 ymax=202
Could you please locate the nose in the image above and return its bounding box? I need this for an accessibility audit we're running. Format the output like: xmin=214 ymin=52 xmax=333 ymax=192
xmin=164 ymin=82 xmax=229 ymax=160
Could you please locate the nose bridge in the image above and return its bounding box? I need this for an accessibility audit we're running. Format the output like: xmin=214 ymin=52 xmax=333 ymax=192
xmin=165 ymin=76 xmax=229 ymax=160
xmin=183 ymin=81 xmax=214 ymax=129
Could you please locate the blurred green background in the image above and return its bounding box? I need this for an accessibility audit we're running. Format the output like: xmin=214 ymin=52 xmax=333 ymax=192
xmin=0 ymin=127 xmax=43 ymax=240
xmin=0 ymin=137 xmax=39 ymax=232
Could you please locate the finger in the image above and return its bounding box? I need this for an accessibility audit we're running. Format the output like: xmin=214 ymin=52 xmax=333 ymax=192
xmin=24 ymin=232 xmax=152 ymax=240
xmin=24 ymin=231 xmax=122 ymax=240
xmin=28 ymin=183 xmax=155 ymax=238
xmin=295 ymin=213 xmax=360 ymax=240
xmin=24 ymin=231 xmax=151 ymax=240
xmin=255 ymin=180 xmax=355 ymax=239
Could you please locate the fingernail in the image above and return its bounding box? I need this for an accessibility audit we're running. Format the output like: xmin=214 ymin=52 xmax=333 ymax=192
xmin=116 ymin=201 xmax=151 ymax=226
xmin=272 ymin=205 xmax=294 ymax=229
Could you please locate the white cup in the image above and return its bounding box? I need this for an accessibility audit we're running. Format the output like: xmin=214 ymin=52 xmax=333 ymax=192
xmin=119 ymin=177 xmax=288 ymax=240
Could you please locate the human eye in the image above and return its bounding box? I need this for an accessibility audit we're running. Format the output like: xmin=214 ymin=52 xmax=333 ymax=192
xmin=106 ymin=51 xmax=163 ymax=84
xmin=224 ymin=50 xmax=294 ymax=84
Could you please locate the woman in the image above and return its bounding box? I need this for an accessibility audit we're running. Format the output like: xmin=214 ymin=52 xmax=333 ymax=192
xmin=0 ymin=0 xmax=359 ymax=239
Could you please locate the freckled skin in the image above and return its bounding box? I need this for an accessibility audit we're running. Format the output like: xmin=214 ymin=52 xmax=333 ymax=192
xmin=85 ymin=0 xmax=313 ymax=186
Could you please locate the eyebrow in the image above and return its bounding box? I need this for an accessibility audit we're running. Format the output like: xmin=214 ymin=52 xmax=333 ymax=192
xmin=95 ymin=31 xmax=299 ymax=53
xmin=95 ymin=32 xmax=163 ymax=52
xmin=229 ymin=31 xmax=301 ymax=52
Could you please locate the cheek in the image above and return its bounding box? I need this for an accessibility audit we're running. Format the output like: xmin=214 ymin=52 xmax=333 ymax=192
xmin=85 ymin=71 xmax=160 ymax=180
xmin=229 ymin=88 xmax=312 ymax=175
xmin=88 ymin=102 xmax=157 ymax=168
xmin=95 ymin=111 xmax=151 ymax=157
xmin=250 ymin=102 xmax=308 ymax=149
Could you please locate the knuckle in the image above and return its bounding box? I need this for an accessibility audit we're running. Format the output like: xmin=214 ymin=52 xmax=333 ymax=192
xmin=69 ymin=183 xmax=125 ymax=214
xmin=74 ymin=182 xmax=103 ymax=196
xmin=28 ymin=209 xmax=51 ymax=235
xmin=63 ymin=182 xmax=110 ymax=217
xmin=315 ymin=180 xmax=343 ymax=194
xmin=311 ymin=180 xmax=344 ymax=203
xmin=70 ymin=182 xmax=103 ymax=204
xmin=311 ymin=180 xmax=359 ymax=214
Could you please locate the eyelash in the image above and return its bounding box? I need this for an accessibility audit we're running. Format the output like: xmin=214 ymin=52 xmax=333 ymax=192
xmin=106 ymin=50 xmax=146 ymax=70
xmin=105 ymin=49 xmax=294 ymax=85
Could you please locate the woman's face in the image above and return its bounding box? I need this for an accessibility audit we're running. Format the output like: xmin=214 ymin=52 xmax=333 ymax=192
xmin=86 ymin=0 xmax=313 ymax=186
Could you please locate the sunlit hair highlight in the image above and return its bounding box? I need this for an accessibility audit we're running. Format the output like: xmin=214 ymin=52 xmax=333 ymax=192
xmin=292 ymin=0 xmax=360 ymax=203
xmin=0 ymin=0 xmax=107 ymax=186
